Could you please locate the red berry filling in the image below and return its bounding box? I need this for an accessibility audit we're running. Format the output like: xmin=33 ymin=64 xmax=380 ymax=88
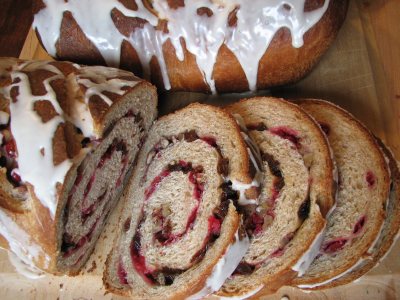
xmin=201 ymin=136 xmax=217 ymax=147
xmin=130 ymin=231 xmax=156 ymax=285
xmin=366 ymin=171 xmax=376 ymax=188
xmin=269 ymin=126 xmax=301 ymax=148
xmin=144 ymin=170 xmax=171 ymax=200
xmin=117 ymin=259 xmax=128 ymax=285
xmin=150 ymin=161 xmax=204 ymax=246
xmin=322 ymin=238 xmax=348 ymax=254
xmin=4 ymin=139 xmax=17 ymax=158
xmin=353 ymin=215 xmax=366 ymax=235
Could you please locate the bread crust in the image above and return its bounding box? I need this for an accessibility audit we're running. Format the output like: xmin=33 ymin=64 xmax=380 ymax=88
xmin=216 ymin=97 xmax=332 ymax=297
xmin=0 ymin=58 xmax=157 ymax=275
xmin=103 ymin=103 xmax=253 ymax=299
xmin=293 ymin=99 xmax=390 ymax=288
xmin=304 ymin=139 xmax=400 ymax=289
xmin=34 ymin=0 xmax=349 ymax=93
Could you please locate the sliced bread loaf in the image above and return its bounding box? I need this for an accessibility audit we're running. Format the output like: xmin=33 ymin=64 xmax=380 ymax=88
xmin=217 ymin=97 xmax=335 ymax=297
xmin=103 ymin=103 xmax=260 ymax=299
xmin=294 ymin=99 xmax=391 ymax=289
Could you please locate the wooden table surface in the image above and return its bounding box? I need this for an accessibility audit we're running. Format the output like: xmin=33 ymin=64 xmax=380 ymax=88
xmin=0 ymin=1 xmax=400 ymax=299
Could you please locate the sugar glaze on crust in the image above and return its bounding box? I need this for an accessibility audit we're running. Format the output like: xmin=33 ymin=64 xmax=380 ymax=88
xmin=34 ymin=0 xmax=331 ymax=93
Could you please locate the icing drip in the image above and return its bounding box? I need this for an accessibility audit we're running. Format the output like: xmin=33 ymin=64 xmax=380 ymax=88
xmin=187 ymin=230 xmax=250 ymax=300
xmin=34 ymin=0 xmax=330 ymax=93
xmin=0 ymin=210 xmax=49 ymax=278
xmin=3 ymin=61 xmax=139 ymax=218
xmin=8 ymin=67 xmax=73 ymax=218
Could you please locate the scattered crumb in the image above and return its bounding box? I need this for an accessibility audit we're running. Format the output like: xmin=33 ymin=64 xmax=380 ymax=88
xmin=87 ymin=260 xmax=97 ymax=273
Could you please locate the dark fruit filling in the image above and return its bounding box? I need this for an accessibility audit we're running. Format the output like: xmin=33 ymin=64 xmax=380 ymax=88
xmin=61 ymin=111 xmax=143 ymax=261
xmin=366 ymin=171 xmax=376 ymax=188
xmin=247 ymin=122 xmax=268 ymax=131
xmin=131 ymin=230 xmax=157 ymax=284
xmin=298 ymin=198 xmax=311 ymax=221
xmin=269 ymin=126 xmax=301 ymax=148
xmin=319 ymin=122 xmax=330 ymax=135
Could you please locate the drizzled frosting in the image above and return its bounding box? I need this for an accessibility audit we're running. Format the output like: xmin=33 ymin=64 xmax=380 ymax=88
xmin=0 ymin=210 xmax=49 ymax=278
xmin=2 ymin=60 xmax=139 ymax=218
xmin=187 ymin=229 xmax=250 ymax=300
xmin=34 ymin=0 xmax=330 ymax=93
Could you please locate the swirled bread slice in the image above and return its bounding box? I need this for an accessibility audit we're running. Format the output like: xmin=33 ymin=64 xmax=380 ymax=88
xmin=217 ymin=97 xmax=335 ymax=297
xmin=104 ymin=103 xmax=258 ymax=299
xmin=294 ymin=99 xmax=391 ymax=289
xmin=0 ymin=58 xmax=157 ymax=275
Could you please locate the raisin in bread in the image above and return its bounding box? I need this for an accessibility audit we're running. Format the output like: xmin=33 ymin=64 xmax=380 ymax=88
xmin=33 ymin=0 xmax=348 ymax=93
xmin=103 ymin=103 xmax=262 ymax=299
xmin=0 ymin=58 xmax=157 ymax=275
xmin=294 ymin=99 xmax=391 ymax=289
xmin=217 ymin=97 xmax=335 ymax=297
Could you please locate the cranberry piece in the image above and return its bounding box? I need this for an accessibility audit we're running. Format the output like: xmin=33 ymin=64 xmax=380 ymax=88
xmin=366 ymin=171 xmax=375 ymax=188
xmin=269 ymin=126 xmax=300 ymax=148
xmin=251 ymin=212 xmax=264 ymax=235
xmin=201 ymin=136 xmax=217 ymax=147
xmin=208 ymin=215 xmax=222 ymax=238
xmin=353 ymin=216 xmax=366 ymax=235
xmin=117 ymin=260 xmax=128 ymax=284
xmin=130 ymin=232 xmax=156 ymax=285
xmin=322 ymin=238 xmax=348 ymax=254
xmin=4 ymin=139 xmax=17 ymax=158
xmin=144 ymin=170 xmax=171 ymax=200
xmin=270 ymin=247 xmax=284 ymax=258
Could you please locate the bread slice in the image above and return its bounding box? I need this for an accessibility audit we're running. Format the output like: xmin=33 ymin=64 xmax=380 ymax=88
xmin=217 ymin=97 xmax=335 ymax=297
xmin=104 ymin=103 xmax=258 ymax=299
xmin=0 ymin=58 xmax=157 ymax=275
xmin=293 ymin=99 xmax=391 ymax=289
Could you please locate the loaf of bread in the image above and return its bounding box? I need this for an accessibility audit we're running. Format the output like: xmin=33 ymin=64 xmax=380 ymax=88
xmin=0 ymin=58 xmax=157 ymax=276
xmin=216 ymin=97 xmax=335 ymax=297
xmin=33 ymin=0 xmax=349 ymax=93
xmin=103 ymin=103 xmax=261 ymax=299
xmin=293 ymin=99 xmax=393 ymax=289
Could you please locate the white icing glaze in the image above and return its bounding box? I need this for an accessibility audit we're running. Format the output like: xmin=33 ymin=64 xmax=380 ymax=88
xmin=217 ymin=285 xmax=264 ymax=300
xmin=187 ymin=229 xmax=250 ymax=300
xmin=229 ymin=114 xmax=263 ymax=206
xmin=0 ymin=111 xmax=9 ymax=125
xmin=0 ymin=210 xmax=49 ymax=278
xmin=8 ymin=251 xmax=45 ymax=279
xmin=8 ymin=68 xmax=73 ymax=218
xmin=34 ymin=0 xmax=330 ymax=93
xmin=2 ymin=61 xmax=139 ymax=218
xmin=292 ymin=221 xmax=325 ymax=277
xmin=293 ymin=201 xmax=336 ymax=277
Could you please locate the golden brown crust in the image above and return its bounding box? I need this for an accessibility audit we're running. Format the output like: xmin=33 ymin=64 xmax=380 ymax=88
xmin=226 ymin=97 xmax=335 ymax=216
xmin=36 ymin=0 xmax=349 ymax=93
xmin=292 ymin=99 xmax=390 ymax=288
xmin=308 ymin=140 xmax=400 ymax=289
xmin=0 ymin=58 xmax=154 ymax=275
